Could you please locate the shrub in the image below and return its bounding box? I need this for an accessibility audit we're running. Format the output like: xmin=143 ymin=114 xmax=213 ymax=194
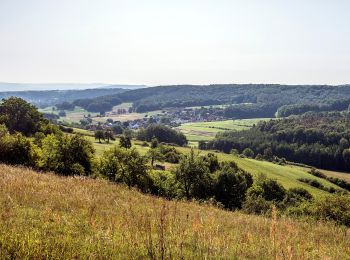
xmin=158 ymin=145 xmax=182 ymax=163
xmin=149 ymin=170 xmax=179 ymax=199
xmin=99 ymin=147 xmax=152 ymax=192
xmin=39 ymin=134 xmax=95 ymax=176
xmin=288 ymin=195 xmax=350 ymax=227
xmin=70 ymin=163 xmax=85 ymax=175
xmin=214 ymin=162 xmax=253 ymax=209
xmin=173 ymin=149 xmax=212 ymax=199
xmin=282 ymin=188 xmax=313 ymax=207
xmin=248 ymin=175 xmax=286 ymax=202
xmin=242 ymin=196 xmax=273 ymax=215
xmin=242 ymin=148 xmax=254 ymax=158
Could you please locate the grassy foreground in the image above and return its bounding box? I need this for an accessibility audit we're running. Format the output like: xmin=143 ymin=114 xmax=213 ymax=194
xmin=0 ymin=164 xmax=349 ymax=259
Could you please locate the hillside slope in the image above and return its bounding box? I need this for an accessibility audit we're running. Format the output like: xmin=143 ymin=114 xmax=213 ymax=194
xmin=0 ymin=164 xmax=348 ymax=259
xmin=80 ymin=132 xmax=343 ymax=198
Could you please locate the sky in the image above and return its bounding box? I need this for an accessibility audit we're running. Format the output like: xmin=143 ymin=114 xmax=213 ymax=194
xmin=1 ymin=0 xmax=350 ymax=86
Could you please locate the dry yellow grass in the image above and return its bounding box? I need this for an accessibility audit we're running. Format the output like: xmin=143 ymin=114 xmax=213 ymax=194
xmin=0 ymin=164 xmax=349 ymax=259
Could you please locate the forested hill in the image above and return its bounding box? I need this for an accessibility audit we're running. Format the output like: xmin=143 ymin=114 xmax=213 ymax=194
xmin=203 ymin=111 xmax=350 ymax=172
xmin=75 ymin=84 xmax=350 ymax=115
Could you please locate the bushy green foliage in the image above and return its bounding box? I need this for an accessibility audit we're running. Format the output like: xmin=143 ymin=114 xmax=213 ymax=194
xmin=0 ymin=130 xmax=37 ymax=166
xmin=137 ymin=124 xmax=187 ymax=146
xmin=282 ymin=188 xmax=313 ymax=207
xmin=0 ymin=97 xmax=45 ymax=135
xmin=287 ymin=195 xmax=350 ymax=227
xmin=248 ymin=175 xmax=286 ymax=202
xmin=98 ymin=147 xmax=151 ymax=192
xmin=173 ymin=149 xmax=212 ymax=199
xmin=242 ymin=175 xmax=286 ymax=214
xmin=214 ymin=162 xmax=253 ymax=209
xmin=149 ymin=170 xmax=179 ymax=198
xmin=39 ymin=134 xmax=95 ymax=176
xmin=298 ymin=178 xmax=341 ymax=193
xmin=147 ymin=148 xmax=164 ymax=167
xmin=119 ymin=135 xmax=132 ymax=149
xmin=242 ymin=148 xmax=254 ymax=158
xmin=158 ymin=145 xmax=181 ymax=163
xmin=242 ymin=195 xmax=274 ymax=215
xmin=94 ymin=130 xmax=105 ymax=143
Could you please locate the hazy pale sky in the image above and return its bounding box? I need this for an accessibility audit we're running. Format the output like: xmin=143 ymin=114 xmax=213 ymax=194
xmin=1 ymin=0 xmax=350 ymax=85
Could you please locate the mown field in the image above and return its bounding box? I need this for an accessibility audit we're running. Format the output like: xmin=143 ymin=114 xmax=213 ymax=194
xmin=39 ymin=106 xmax=99 ymax=124
xmin=177 ymin=118 xmax=273 ymax=142
xmin=75 ymin=129 xmax=345 ymax=198
xmin=40 ymin=103 xmax=166 ymax=123
xmin=0 ymin=164 xmax=349 ymax=259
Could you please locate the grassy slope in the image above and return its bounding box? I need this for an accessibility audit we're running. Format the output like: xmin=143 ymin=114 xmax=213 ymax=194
xmin=0 ymin=164 xmax=349 ymax=259
xmin=175 ymin=147 xmax=342 ymax=198
xmin=80 ymin=130 xmax=343 ymax=198
xmin=177 ymin=118 xmax=272 ymax=142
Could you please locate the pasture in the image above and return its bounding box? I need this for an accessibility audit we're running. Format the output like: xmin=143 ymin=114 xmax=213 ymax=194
xmin=177 ymin=118 xmax=273 ymax=142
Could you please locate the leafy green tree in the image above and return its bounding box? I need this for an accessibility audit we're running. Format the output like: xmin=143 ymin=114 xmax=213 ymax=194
xmin=151 ymin=137 xmax=158 ymax=148
xmin=147 ymin=148 xmax=164 ymax=167
xmin=158 ymin=144 xmax=181 ymax=163
xmin=104 ymin=129 xmax=115 ymax=143
xmin=55 ymin=135 xmax=95 ymax=175
xmin=94 ymin=130 xmax=105 ymax=143
xmin=119 ymin=135 xmax=132 ymax=149
xmin=0 ymin=97 xmax=44 ymax=136
xmin=39 ymin=134 xmax=59 ymax=171
xmin=214 ymin=162 xmax=253 ymax=209
xmin=173 ymin=149 xmax=212 ymax=199
xmin=99 ymin=147 xmax=151 ymax=191
xmin=148 ymin=170 xmax=178 ymax=199
xmin=202 ymin=153 xmax=220 ymax=173
xmin=242 ymin=148 xmax=254 ymax=158
xmin=0 ymin=131 xmax=37 ymax=166
xmin=246 ymin=175 xmax=286 ymax=202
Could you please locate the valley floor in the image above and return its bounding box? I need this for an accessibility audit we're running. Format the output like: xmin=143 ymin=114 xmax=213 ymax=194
xmin=0 ymin=164 xmax=349 ymax=259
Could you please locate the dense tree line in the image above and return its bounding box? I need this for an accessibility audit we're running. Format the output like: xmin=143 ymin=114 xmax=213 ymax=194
xmin=203 ymin=111 xmax=350 ymax=171
xmin=137 ymin=124 xmax=188 ymax=146
xmin=73 ymin=96 xmax=123 ymax=113
xmin=56 ymin=101 xmax=75 ymax=110
xmin=276 ymin=98 xmax=350 ymax=117
xmin=72 ymin=84 xmax=350 ymax=114
xmin=223 ymin=103 xmax=280 ymax=119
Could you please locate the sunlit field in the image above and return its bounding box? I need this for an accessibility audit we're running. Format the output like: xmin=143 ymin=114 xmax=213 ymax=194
xmin=0 ymin=164 xmax=349 ymax=259
xmin=177 ymin=118 xmax=273 ymax=142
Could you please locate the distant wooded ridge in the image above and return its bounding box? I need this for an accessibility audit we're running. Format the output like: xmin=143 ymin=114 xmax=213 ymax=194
xmin=3 ymin=84 xmax=350 ymax=118
xmin=71 ymin=84 xmax=350 ymax=116
xmin=0 ymin=82 xmax=146 ymax=91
